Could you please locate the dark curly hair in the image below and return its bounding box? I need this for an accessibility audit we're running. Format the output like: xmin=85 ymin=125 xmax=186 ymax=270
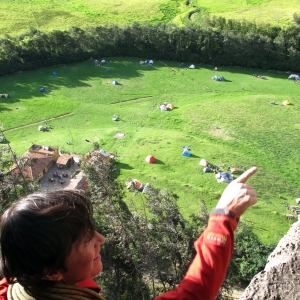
xmin=0 ymin=190 xmax=95 ymax=291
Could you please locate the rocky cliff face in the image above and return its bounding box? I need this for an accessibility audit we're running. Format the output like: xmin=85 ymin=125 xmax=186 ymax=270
xmin=240 ymin=219 xmax=300 ymax=300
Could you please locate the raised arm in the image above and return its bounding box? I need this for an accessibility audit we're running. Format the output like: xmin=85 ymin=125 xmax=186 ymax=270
xmin=156 ymin=167 xmax=258 ymax=300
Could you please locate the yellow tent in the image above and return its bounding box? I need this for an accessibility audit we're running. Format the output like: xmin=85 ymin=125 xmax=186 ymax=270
xmin=282 ymin=100 xmax=290 ymax=105
xmin=167 ymin=103 xmax=175 ymax=110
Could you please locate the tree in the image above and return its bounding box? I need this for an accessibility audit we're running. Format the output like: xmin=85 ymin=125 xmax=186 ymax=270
xmin=233 ymin=222 xmax=275 ymax=282
xmin=0 ymin=128 xmax=39 ymax=213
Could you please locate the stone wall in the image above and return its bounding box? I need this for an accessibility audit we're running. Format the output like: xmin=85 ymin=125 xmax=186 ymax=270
xmin=240 ymin=220 xmax=300 ymax=300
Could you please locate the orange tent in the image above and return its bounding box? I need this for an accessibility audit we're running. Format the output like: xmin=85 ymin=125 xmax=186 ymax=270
xmin=167 ymin=103 xmax=175 ymax=110
xmin=145 ymin=155 xmax=156 ymax=163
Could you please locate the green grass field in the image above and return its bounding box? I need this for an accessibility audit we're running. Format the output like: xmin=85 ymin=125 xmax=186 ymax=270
xmin=1 ymin=0 xmax=300 ymax=37
xmin=1 ymin=58 xmax=299 ymax=244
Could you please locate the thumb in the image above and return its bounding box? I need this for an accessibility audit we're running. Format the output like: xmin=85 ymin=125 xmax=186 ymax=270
xmin=234 ymin=166 xmax=258 ymax=184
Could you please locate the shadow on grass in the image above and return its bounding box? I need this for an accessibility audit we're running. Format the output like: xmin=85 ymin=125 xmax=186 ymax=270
xmin=115 ymin=162 xmax=134 ymax=170
xmin=153 ymin=159 xmax=165 ymax=165
xmin=0 ymin=58 xmax=165 ymax=106
xmin=189 ymin=153 xmax=200 ymax=158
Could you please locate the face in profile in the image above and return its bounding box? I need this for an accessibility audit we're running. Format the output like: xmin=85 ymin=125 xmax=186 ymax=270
xmin=56 ymin=231 xmax=105 ymax=284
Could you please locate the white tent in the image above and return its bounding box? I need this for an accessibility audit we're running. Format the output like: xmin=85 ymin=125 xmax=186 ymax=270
xmin=189 ymin=64 xmax=195 ymax=69
xmin=288 ymin=74 xmax=299 ymax=79
xmin=160 ymin=104 xmax=167 ymax=111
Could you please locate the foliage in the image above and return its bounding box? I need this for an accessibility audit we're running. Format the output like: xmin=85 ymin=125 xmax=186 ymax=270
xmin=2 ymin=20 xmax=300 ymax=77
xmin=233 ymin=223 xmax=275 ymax=282
xmin=0 ymin=131 xmax=39 ymax=213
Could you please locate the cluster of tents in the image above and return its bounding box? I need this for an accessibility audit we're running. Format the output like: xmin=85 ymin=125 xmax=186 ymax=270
xmin=199 ymin=158 xmax=238 ymax=183
xmin=160 ymin=102 xmax=175 ymax=111
xmin=140 ymin=60 xmax=154 ymax=65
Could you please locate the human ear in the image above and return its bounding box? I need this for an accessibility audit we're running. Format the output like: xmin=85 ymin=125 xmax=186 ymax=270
xmin=42 ymin=271 xmax=64 ymax=281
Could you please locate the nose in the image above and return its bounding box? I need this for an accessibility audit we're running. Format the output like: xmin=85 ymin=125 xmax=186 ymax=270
xmin=95 ymin=231 xmax=105 ymax=245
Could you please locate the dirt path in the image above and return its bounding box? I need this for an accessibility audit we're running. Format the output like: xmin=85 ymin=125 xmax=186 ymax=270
xmin=110 ymin=96 xmax=153 ymax=105
xmin=3 ymin=112 xmax=73 ymax=132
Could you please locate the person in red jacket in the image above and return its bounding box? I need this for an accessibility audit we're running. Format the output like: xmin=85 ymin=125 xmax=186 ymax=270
xmin=0 ymin=167 xmax=258 ymax=300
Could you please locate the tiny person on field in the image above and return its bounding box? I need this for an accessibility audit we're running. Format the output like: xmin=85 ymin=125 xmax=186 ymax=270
xmin=0 ymin=167 xmax=258 ymax=300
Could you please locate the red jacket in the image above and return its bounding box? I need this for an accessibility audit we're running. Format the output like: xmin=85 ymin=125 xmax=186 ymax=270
xmin=0 ymin=214 xmax=237 ymax=300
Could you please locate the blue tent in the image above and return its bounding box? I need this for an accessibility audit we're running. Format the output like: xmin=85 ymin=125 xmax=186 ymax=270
xmin=182 ymin=146 xmax=191 ymax=157
xmin=105 ymin=68 xmax=110 ymax=72
xmin=112 ymin=80 xmax=118 ymax=85
xmin=40 ymin=87 xmax=45 ymax=92
xmin=52 ymin=72 xmax=57 ymax=76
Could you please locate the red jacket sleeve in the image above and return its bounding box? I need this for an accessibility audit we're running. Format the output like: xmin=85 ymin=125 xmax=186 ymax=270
xmin=0 ymin=278 xmax=8 ymax=300
xmin=155 ymin=214 xmax=238 ymax=300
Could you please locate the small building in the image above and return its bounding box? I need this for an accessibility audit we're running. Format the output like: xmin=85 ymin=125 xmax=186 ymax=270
xmin=9 ymin=152 xmax=54 ymax=181
xmin=56 ymin=154 xmax=75 ymax=168
xmin=29 ymin=144 xmax=60 ymax=161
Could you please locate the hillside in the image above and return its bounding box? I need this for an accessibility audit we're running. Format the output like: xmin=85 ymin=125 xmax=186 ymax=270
xmin=1 ymin=58 xmax=299 ymax=245
xmin=1 ymin=0 xmax=300 ymax=37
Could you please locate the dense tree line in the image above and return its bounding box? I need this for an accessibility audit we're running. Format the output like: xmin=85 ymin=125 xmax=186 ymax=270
xmin=1 ymin=18 xmax=300 ymax=75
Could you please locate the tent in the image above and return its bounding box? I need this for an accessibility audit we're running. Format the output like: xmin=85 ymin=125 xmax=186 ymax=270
xmin=203 ymin=167 xmax=210 ymax=173
xmin=126 ymin=179 xmax=144 ymax=191
xmin=112 ymin=115 xmax=119 ymax=121
xmin=38 ymin=126 xmax=45 ymax=131
xmin=167 ymin=103 xmax=175 ymax=110
xmin=0 ymin=94 xmax=9 ymax=98
xmin=282 ymin=100 xmax=290 ymax=105
xmin=215 ymin=172 xmax=233 ymax=183
xmin=160 ymin=104 xmax=167 ymax=111
xmin=199 ymin=159 xmax=208 ymax=167
xmin=288 ymin=74 xmax=299 ymax=80
xmin=105 ymin=68 xmax=110 ymax=72
xmin=112 ymin=80 xmax=118 ymax=85
xmin=149 ymin=60 xmax=153 ymax=64
xmin=179 ymin=63 xmax=185 ymax=67
xmin=145 ymin=155 xmax=156 ymax=163
xmin=189 ymin=64 xmax=195 ymax=69
xmin=52 ymin=72 xmax=57 ymax=76
xmin=212 ymin=75 xmax=226 ymax=81
xmin=40 ymin=87 xmax=45 ymax=92
xmin=231 ymin=168 xmax=239 ymax=174
xmin=182 ymin=146 xmax=191 ymax=157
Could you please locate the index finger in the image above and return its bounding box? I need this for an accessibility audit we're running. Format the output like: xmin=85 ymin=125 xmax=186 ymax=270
xmin=234 ymin=166 xmax=258 ymax=184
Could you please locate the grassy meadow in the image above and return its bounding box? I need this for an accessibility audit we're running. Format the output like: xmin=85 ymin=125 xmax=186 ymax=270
xmin=1 ymin=58 xmax=299 ymax=244
xmin=1 ymin=0 xmax=300 ymax=37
